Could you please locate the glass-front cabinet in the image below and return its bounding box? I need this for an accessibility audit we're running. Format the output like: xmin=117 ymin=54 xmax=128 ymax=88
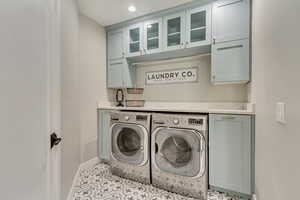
xmin=144 ymin=18 xmax=163 ymax=55
xmin=163 ymin=12 xmax=185 ymax=51
xmin=126 ymin=23 xmax=143 ymax=57
xmin=186 ymin=4 xmax=211 ymax=48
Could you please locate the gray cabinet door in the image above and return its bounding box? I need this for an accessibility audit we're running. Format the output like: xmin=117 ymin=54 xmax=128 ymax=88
xmin=122 ymin=63 xmax=136 ymax=88
xmin=212 ymin=0 xmax=250 ymax=43
xmin=107 ymin=29 xmax=124 ymax=61
xmin=211 ymin=39 xmax=249 ymax=84
xmin=163 ymin=12 xmax=186 ymax=51
xmin=186 ymin=4 xmax=212 ymax=48
xmin=144 ymin=18 xmax=163 ymax=55
xmin=107 ymin=28 xmax=135 ymax=88
xmin=107 ymin=60 xmax=124 ymax=88
xmin=126 ymin=23 xmax=144 ymax=57
xmin=107 ymin=59 xmax=135 ymax=88
xmin=209 ymin=114 xmax=253 ymax=196
xmin=98 ymin=110 xmax=111 ymax=161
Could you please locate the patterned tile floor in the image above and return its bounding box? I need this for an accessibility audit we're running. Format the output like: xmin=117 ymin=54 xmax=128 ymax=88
xmin=71 ymin=163 xmax=239 ymax=200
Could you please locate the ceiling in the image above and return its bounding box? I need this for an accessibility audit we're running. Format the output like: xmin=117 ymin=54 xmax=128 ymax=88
xmin=77 ymin=0 xmax=194 ymax=26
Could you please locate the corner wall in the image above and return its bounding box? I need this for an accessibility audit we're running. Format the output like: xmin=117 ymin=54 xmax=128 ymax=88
xmin=78 ymin=14 xmax=113 ymax=162
xmin=61 ymin=0 xmax=81 ymax=199
xmin=252 ymin=0 xmax=300 ymax=199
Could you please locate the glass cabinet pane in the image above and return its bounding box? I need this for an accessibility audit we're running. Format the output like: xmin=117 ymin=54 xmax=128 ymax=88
xmin=167 ymin=17 xmax=181 ymax=47
xmin=130 ymin=28 xmax=139 ymax=42
xmin=191 ymin=29 xmax=206 ymax=42
xmin=129 ymin=28 xmax=140 ymax=53
xmin=190 ymin=10 xmax=206 ymax=42
xmin=129 ymin=43 xmax=139 ymax=53
xmin=147 ymin=23 xmax=159 ymax=50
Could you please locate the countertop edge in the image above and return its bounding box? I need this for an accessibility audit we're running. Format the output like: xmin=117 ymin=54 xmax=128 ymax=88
xmin=97 ymin=105 xmax=255 ymax=115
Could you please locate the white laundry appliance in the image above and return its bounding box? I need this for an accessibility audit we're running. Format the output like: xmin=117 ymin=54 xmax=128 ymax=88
xmin=151 ymin=113 xmax=208 ymax=199
xmin=110 ymin=111 xmax=151 ymax=184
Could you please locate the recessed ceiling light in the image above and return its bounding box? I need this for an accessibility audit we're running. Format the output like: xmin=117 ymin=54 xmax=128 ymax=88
xmin=128 ymin=5 xmax=136 ymax=12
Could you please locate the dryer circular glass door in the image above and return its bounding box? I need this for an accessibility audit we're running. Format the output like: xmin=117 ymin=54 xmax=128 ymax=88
xmin=111 ymin=123 xmax=148 ymax=166
xmin=153 ymin=127 xmax=206 ymax=177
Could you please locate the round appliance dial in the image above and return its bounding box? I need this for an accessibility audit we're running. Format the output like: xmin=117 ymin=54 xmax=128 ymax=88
xmin=173 ymin=119 xmax=179 ymax=125
xmin=124 ymin=116 xmax=130 ymax=121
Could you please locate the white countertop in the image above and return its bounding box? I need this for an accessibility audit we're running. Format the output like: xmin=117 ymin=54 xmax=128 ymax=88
xmin=98 ymin=102 xmax=255 ymax=115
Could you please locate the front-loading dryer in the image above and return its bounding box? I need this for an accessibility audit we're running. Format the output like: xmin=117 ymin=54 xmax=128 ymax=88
xmin=110 ymin=111 xmax=151 ymax=184
xmin=151 ymin=113 xmax=208 ymax=199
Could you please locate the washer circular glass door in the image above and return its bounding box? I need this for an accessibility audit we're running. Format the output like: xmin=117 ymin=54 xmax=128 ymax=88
xmin=153 ymin=127 xmax=206 ymax=177
xmin=111 ymin=123 xmax=148 ymax=166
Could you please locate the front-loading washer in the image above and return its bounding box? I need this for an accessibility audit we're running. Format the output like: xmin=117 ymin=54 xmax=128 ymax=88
xmin=110 ymin=111 xmax=151 ymax=184
xmin=151 ymin=113 xmax=208 ymax=199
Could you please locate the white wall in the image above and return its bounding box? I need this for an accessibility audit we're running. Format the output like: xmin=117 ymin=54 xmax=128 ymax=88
xmin=252 ymin=0 xmax=300 ymax=199
xmin=79 ymin=14 xmax=112 ymax=162
xmin=136 ymin=55 xmax=248 ymax=102
xmin=61 ymin=0 xmax=81 ymax=199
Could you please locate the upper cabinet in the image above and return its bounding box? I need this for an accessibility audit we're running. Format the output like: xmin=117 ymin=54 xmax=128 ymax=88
xmin=107 ymin=29 xmax=125 ymax=61
xmin=211 ymin=0 xmax=250 ymax=84
xmin=106 ymin=0 xmax=251 ymax=88
xmin=186 ymin=5 xmax=212 ymax=48
xmin=107 ymin=29 xmax=135 ymax=88
xmin=212 ymin=39 xmax=249 ymax=83
xmin=126 ymin=23 xmax=144 ymax=57
xmin=144 ymin=18 xmax=163 ymax=54
xmin=163 ymin=12 xmax=185 ymax=51
xmin=212 ymin=0 xmax=250 ymax=43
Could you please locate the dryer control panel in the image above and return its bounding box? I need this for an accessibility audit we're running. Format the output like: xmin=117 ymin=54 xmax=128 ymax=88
xmin=152 ymin=114 xmax=207 ymax=131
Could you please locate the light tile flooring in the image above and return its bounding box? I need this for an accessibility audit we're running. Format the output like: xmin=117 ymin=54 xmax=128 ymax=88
xmin=71 ymin=163 xmax=239 ymax=200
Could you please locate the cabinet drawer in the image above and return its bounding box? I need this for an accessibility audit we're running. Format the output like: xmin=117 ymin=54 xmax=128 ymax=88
xmin=212 ymin=39 xmax=249 ymax=84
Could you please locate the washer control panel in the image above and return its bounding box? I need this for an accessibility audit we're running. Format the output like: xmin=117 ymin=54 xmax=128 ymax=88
xmin=152 ymin=114 xmax=207 ymax=130
xmin=124 ymin=116 xmax=130 ymax=121
xmin=173 ymin=119 xmax=179 ymax=125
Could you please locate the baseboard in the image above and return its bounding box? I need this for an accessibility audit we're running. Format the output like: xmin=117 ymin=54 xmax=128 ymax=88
xmin=66 ymin=157 xmax=100 ymax=200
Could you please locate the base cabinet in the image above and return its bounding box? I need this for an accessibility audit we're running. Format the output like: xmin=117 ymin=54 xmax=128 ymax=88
xmin=98 ymin=109 xmax=111 ymax=161
xmin=209 ymin=114 xmax=253 ymax=197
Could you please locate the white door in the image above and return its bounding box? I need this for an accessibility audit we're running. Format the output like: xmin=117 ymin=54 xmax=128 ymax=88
xmin=0 ymin=1 xmax=61 ymax=200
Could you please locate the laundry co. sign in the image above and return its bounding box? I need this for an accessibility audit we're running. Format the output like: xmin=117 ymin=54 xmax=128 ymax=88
xmin=146 ymin=67 xmax=198 ymax=85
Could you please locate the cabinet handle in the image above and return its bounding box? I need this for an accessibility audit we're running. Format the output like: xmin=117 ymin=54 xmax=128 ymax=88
xmin=110 ymin=62 xmax=123 ymax=66
xmin=213 ymin=38 xmax=216 ymax=44
xmin=217 ymin=45 xmax=243 ymax=51
xmin=153 ymin=120 xmax=165 ymax=125
xmin=217 ymin=0 xmax=243 ymax=8
xmin=222 ymin=116 xmax=236 ymax=120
